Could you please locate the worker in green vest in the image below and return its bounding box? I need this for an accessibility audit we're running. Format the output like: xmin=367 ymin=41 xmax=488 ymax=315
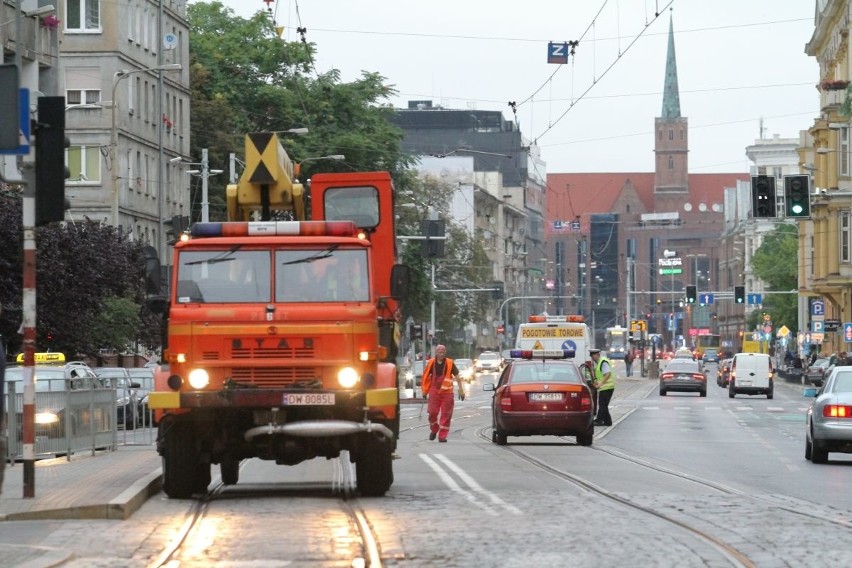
xmin=590 ymin=349 xmax=615 ymax=426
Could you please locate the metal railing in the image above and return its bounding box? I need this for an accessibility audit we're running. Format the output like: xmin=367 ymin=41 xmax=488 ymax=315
xmin=3 ymin=377 xmax=156 ymax=461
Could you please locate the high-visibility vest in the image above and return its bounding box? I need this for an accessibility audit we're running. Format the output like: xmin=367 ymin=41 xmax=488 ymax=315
xmin=422 ymin=357 xmax=456 ymax=393
xmin=594 ymin=356 xmax=615 ymax=391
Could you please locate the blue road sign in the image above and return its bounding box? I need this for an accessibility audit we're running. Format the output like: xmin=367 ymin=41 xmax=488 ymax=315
xmin=698 ymin=293 xmax=714 ymax=305
xmin=812 ymin=321 xmax=824 ymax=333
xmin=547 ymin=42 xmax=569 ymax=64
xmin=0 ymin=88 xmax=30 ymax=156
xmin=747 ymin=293 xmax=762 ymax=305
xmin=812 ymin=299 xmax=825 ymax=317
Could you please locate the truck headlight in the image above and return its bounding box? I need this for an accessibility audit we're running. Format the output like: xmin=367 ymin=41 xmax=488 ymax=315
xmin=188 ymin=368 xmax=210 ymax=389
xmin=338 ymin=367 xmax=359 ymax=388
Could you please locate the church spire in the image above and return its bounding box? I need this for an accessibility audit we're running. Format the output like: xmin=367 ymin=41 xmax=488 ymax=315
xmin=661 ymin=14 xmax=681 ymax=119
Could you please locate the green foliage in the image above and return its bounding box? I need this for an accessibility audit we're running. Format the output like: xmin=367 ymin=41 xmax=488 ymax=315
xmin=0 ymin=196 xmax=160 ymax=359
xmin=188 ymin=2 xmax=413 ymax=221
xmin=749 ymin=224 xmax=799 ymax=332
xmin=395 ymin=175 xmax=494 ymax=354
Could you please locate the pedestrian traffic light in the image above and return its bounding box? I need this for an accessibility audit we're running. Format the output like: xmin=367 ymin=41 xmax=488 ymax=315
xmin=784 ymin=174 xmax=811 ymax=218
xmin=412 ymin=323 xmax=424 ymax=340
xmin=491 ymin=280 xmax=504 ymax=300
xmin=686 ymin=285 xmax=697 ymax=304
xmin=421 ymin=219 xmax=446 ymax=258
xmin=35 ymin=96 xmax=70 ymax=226
xmin=750 ymin=175 xmax=776 ymax=218
xmin=734 ymin=285 xmax=745 ymax=304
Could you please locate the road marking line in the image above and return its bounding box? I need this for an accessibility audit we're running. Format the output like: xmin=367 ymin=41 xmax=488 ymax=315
xmin=434 ymin=454 xmax=522 ymax=515
xmin=419 ymin=454 xmax=499 ymax=516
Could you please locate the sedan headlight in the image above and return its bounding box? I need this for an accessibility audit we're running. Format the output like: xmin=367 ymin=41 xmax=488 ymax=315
xmin=35 ymin=412 xmax=60 ymax=425
xmin=116 ymin=396 xmax=132 ymax=407
xmin=338 ymin=367 xmax=359 ymax=388
xmin=187 ymin=368 xmax=210 ymax=389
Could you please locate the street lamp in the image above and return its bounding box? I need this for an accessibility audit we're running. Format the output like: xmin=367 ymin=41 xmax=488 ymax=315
xmin=110 ymin=63 xmax=182 ymax=232
xmin=293 ymin=154 xmax=346 ymax=179
xmin=173 ymin=150 xmax=224 ymax=222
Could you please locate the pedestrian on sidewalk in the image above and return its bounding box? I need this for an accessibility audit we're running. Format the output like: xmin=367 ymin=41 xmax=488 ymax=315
xmin=624 ymin=347 xmax=635 ymax=377
xmin=422 ymin=344 xmax=464 ymax=442
xmin=590 ymin=348 xmax=614 ymax=426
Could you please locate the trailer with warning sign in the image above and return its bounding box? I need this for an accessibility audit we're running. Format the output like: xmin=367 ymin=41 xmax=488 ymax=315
xmin=514 ymin=315 xmax=593 ymax=365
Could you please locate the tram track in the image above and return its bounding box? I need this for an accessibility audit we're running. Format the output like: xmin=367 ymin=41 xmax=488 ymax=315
xmin=475 ymin=426 xmax=756 ymax=567
xmin=147 ymin=454 xmax=383 ymax=568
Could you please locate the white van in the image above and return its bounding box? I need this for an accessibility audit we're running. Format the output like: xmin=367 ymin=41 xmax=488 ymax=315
xmin=729 ymin=352 xmax=774 ymax=398
xmin=514 ymin=315 xmax=592 ymax=366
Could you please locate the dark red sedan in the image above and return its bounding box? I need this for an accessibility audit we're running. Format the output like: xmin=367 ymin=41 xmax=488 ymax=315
xmin=483 ymin=349 xmax=595 ymax=446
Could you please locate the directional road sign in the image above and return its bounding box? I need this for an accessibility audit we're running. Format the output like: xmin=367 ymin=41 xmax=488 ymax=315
xmin=698 ymin=293 xmax=714 ymax=305
xmin=747 ymin=293 xmax=762 ymax=305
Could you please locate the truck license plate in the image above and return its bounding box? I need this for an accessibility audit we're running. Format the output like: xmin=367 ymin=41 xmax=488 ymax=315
xmin=283 ymin=393 xmax=336 ymax=405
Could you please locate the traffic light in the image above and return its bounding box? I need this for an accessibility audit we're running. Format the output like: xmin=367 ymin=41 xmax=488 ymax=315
xmin=164 ymin=215 xmax=190 ymax=244
xmin=750 ymin=175 xmax=776 ymax=219
xmin=734 ymin=285 xmax=745 ymax=304
xmin=35 ymin=96 xmax=70 ymax=226
xmin=491 ymin=280 xmax=504 ymax=300
xmin=412 ymin=323 xmax=424 ymax=340
xmin=686 ymin=285 xmax=697 ymax=304
xmin=421 ymin=219 xmax=446 ymax=258
xmin=784 ymin=174 xmax=811 ymax=218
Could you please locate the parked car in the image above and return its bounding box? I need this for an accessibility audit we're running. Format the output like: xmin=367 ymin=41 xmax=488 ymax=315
xmin=659 ymin=358 xmax=706 ymax=396
xmin=94 ymin=367 xmax=141 ymax=429
xmin=805 ymin=367 xmax=852 ymax=463
xmin=5 ymin=363 xmax=105 ymax=439
xmin=127 ymin=367 xmax=154 ymax=425
xmin=475 ymin=351 xmax=503 ymax=374
xmin=805 ymin=357 xmax=834 ymax=387
xmin=716 ymin=358 xmax=733 ymax=387
xmin=455 ymin=358 xmax=475 ymax=383
xmin=729 ymin=352 xmax=774 ymax=399
xmin=483 ymin=351 xmax=594 ymax=446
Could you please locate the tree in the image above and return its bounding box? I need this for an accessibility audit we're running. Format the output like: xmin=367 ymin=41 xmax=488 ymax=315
xmin=187 ymin=2 xmax=414 ymax=221
xmin=749 ymin=225 xmax=798 ymax=333
xmin=0 ymin=194 xmax=160 ymax=359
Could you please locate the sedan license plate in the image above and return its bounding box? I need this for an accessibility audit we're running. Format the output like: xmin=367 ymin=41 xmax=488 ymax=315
xmin=283 ymin=393 xmax=335 ymax=405
xmin=530 ymin=392 xmax=563 ymax=402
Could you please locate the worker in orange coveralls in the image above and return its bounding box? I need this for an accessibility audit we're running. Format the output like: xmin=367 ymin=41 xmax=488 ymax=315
xmin=422 ymin=344 xmax=464 ymax=442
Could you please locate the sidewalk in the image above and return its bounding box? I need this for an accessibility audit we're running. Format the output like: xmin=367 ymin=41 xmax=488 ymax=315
xmin=0 ymin=443 xmax=162 ymax=522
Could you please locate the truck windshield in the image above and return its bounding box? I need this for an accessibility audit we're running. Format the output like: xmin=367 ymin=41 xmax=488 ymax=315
xmin=176 ymin=250 xmax=272 ymax=303
xmin=276 ymin=248 xmax=369 ymax=303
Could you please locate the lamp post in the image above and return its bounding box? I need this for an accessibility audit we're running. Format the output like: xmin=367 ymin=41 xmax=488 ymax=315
xmin=110 ymin=63 xmax=181 ymax=236
xmin=174 ymin=149 xmax=224 ymax=222
xmin=293 ymin=154 xmax=346 ymax=179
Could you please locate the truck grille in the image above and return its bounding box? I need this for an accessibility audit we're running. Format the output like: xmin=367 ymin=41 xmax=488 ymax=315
xmin=231 ymin=367 xmax=320 ymax=387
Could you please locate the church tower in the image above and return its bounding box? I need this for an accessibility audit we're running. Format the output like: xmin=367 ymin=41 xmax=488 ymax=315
xmin=654 ymin=15 xmax=689 ymax=199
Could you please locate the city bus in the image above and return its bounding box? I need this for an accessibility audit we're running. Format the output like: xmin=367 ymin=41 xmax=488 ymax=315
xmin=604 ymin=326 xmax=628 ymax=360
xmin=693 ymin=334 xmax=722 ymax=359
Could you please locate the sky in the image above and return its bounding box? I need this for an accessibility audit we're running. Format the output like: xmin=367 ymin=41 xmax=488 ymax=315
xmin=213 ymin=0 xmax=819 ymax=175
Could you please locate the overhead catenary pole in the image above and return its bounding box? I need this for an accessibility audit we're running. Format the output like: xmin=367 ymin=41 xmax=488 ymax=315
xmin=201 ymin=148 xmax=209 ymax=222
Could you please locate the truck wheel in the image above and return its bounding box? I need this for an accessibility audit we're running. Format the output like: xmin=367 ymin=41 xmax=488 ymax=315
xmin=356 ymin=437 xmax=394 ymax=496
xmin=161 ymin=422 xmax=200 ymax=499
xmin=220 ymin=459 xmax=239 ymax=486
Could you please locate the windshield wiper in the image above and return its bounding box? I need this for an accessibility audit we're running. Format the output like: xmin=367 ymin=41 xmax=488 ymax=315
xmin=281 ymin=245 xmax=339 ymax=266
xmin=184 ymin=245 xmax=242 ymax=266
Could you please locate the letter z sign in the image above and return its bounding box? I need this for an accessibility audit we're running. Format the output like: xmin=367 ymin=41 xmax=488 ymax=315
xmin=548 ymin=42 xmax=569 ymax=64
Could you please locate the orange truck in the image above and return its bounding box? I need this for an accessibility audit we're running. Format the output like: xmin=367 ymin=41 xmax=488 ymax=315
xmin=148 ymin=133 xmax=407 ymax=498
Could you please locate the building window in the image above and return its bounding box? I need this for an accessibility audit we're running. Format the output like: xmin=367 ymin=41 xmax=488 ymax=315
xmin=668 ymin=156 xmax=674 ymax=170
xmin=66 ymin=0 xmax=100 ymax=31
xmin=66 ymin=89 xmax=101 ymax=105
xmin=841 ymin=127 xmax=850 ymax=177
xmin=668 ymin=129 xmax=673 ymax=140
xmin=679 ymin=129 xmax=684 ymax=140
xmin=67 ymin=146 xmax=101 ymax=183
xmin=772 ymin=167 xmax=782 ymax=180
xmin=842 ymin=212 xmax=851 ymax=263
xmin=658 ymin=130 xmax=662 ymax=141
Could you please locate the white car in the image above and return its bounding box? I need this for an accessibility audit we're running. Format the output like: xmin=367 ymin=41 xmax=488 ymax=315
xmin=455 ymin=359 xmax=474 ymax=382
xmin=475 ymin=352 xmax=502 ymax=374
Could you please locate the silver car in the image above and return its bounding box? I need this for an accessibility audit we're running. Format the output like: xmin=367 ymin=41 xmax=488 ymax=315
xmin=806 ymin=367 xmax=852 ymax=463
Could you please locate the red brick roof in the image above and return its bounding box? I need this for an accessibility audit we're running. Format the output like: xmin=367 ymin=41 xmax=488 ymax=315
xmin=545 ymin=172 xmax=749 ymax=234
